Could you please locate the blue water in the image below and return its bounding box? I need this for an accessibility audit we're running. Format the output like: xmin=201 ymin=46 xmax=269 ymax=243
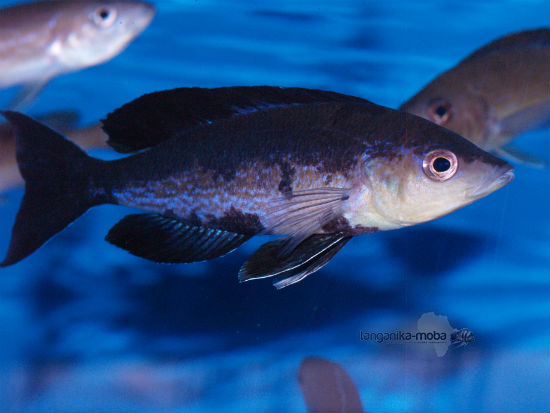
xmin=0 ymin=0 xmax=549 ymax=411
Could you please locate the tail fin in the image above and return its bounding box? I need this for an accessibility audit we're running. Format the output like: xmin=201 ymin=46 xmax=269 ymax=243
xmin=1 ymin=111 xmax=101 ymax=266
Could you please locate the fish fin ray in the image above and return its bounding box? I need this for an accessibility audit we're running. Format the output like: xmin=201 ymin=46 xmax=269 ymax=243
xmin=492 ymin=145 xmax=547 ymax=169
xmin=9 ymin=80 xmax=50 ymax=110
xmin=239 ymin=233 xmax=350 ymax=288
xmin=264 ymin=187 xmax=350 ymax=254
xmin=496 ymin=98 xmax=550 ymax=142
xmin=105 ymin=213 xmax=251 ymax=263
xmin=102 ymin=86 xmax=370 ymax=153
xmin=273 ymin=236 xmax=350 ymax=289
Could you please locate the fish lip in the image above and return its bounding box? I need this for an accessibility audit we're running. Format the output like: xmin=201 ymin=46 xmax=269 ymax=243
xmin=469 ymin=167 xmax=514 ymax=199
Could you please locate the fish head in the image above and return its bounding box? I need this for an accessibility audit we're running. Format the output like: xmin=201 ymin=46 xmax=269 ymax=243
xmin=56 ymin=1 xmax=156 ymax=69
xmin=362 ymin=114 xmax=513 ymax=228
xmin=399 ymin=77 xmax=490 ymax=147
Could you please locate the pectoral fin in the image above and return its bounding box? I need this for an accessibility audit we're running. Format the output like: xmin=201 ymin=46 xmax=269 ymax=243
xmin=264 ymin=187 xmax=351 ymax=254
xmin=10 ymin=80 xmax=50 ymax=110
xmin=239 ymin=233 xmax=351 ymax=289
xmin=106 ymin=213 xmax=251 ymax=263
xmin=497 ymin=98 xmax=549 ymax=141
xmin=493 ymin=145 xmax=548 ymax=169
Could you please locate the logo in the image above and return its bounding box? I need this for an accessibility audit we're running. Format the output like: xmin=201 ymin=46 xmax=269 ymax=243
xmin=359 ymin=312 xmax=474 ymax=357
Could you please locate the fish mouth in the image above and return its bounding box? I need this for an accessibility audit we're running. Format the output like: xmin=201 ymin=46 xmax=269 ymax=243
xmin=469 ymin=167 xmax=514 ymax=199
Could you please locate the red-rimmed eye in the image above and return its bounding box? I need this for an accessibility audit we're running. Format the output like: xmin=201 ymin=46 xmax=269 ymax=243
xmin=428 ymin=99 xmax=452 ymax=125
xmin=423 ymin=150 xmax=458 ymax=181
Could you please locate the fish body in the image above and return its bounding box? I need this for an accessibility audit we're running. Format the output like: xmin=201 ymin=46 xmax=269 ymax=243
xmin=104 ymin=103 xmax=504 ymax=234
xmin=0 ymin=0 xmax=155 ymax=107
xmin=400 ymin=28 xmax=550 ymax=166
xmin=0 ymin=87 xmax=513 ymax=288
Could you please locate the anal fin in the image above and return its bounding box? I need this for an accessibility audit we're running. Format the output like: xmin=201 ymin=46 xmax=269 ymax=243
xmin=239 ymin=233 xmax=351 ymax=289
xmin=106 ymin=213 xmax=251 ymax=263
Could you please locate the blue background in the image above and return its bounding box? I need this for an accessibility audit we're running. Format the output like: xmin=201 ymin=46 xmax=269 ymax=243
xmin=0 ymin=0 xmax=549 ymax=411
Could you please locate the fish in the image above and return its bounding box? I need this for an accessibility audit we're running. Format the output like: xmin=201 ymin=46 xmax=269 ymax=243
xmin=0 ymin=112 xmax=107 ymax=193
xmin=0 ymin=87 xmax=514 ymax=288
xmin=0 ymin=0 xmax=155 ymax=109
xmin=400 ymin=28 xmax=550 ymax=168
xmin=298 ymin=357 xmax=364 ymax=413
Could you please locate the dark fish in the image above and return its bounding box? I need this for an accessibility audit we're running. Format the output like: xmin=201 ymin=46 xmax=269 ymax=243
xmin=400 ymin=28 xmax=550 ymax=167
xmin=0 ymin=113 xmax=106 ymax=192
xmin=0 ymin=87 xmax=514 ymax=288
xmin=0 ymin=0 xmax=155 ymax=108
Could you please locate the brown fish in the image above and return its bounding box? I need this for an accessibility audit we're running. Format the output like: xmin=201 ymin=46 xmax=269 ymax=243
xmin=0 ymin=113 xmax=107 ymax=192
xmin=298 ymin=357 xmax=364 ymax=413
xmin=0 ymin=0 xmax=155 ymax=108
xmin=0 ymin=87 xmax=514 ymax=288
xmin=400 ymin=28 xmax=550 ymax=167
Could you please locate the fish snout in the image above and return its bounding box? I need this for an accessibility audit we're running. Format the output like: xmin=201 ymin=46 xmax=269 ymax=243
xmin=132 ymin=1 xmax=156 ymax=27
xmin=495 ymin=168 xmax=515 ymax=187
xmin=469 ymin=164 xmax=514 ymax=199
xmin=116 ymin=1 xmax=156 ymax=31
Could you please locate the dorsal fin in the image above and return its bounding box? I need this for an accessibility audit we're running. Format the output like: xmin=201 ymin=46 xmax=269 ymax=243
xmin=102 ymin=86 xmax=369 ymax=153
xmin=461 ymin=28 xmax=549 ymax=64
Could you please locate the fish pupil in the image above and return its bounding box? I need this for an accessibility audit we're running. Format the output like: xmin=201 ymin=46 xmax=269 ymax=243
xmin=99 ymin=9 xmax=110 ymax=19
xmin=435 ymin=105 xmax=447 ymax=118
xmin=433 ymin=157 xmax=451 ymax=172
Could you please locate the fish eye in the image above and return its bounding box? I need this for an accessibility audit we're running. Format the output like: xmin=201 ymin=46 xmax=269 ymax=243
xmin=93 ymin=6 xmax=117 ymax=27
xmin=422 ymin=150 xmax=458 ymax=181
xmin=428 ymin=99 xmax=452 ymax=125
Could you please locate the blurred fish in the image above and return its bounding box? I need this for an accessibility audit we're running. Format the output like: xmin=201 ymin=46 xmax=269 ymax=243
xmin=298 ymin=357 xmax=364 ymax=413
xmin=0 ymin=113 xmax=106 ymax=192
xmin=0 ymin=87 xmax=514 ymax=288
xmin=0 ymin=0 xmax=155 ymax=108
xmin=400 ymin=28 xmax=550 ymax=167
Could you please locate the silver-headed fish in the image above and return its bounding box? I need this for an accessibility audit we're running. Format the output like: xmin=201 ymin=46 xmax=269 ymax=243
xmin=0 ymin=0 xmax=155 ymax=108
xmin=400 ymin=28 xmax=550 ymax=167
xmin=0 ymin=87 xmax=514 ymax=288
xmin=0 ymin=112 xmax=106 ymax=192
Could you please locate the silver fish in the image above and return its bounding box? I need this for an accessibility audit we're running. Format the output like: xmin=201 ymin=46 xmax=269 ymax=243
xmin=0 ymin=87 xmax=514 ymax=288
xmin=0 ymin=0 xmax=155 ymax=108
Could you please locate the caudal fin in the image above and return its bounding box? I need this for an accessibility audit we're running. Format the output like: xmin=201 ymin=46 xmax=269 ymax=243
xmin=1 ymin=111 xmax=102 ymax=266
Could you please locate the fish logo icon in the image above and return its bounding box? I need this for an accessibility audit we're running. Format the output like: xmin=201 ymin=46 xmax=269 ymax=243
xmin=450 ymin=328 xmax=475 ymax=348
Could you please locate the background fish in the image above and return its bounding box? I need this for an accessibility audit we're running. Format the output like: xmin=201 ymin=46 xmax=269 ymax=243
xmin=0 ymin=0 xmax=155 ymax=108
xmin=298 ymin=357 xmax=364 ymax=413
xmin=0 ymin=87 xmax=514 ymax=288
xmin=400 ymin=28 xmax=550 ymax=167
xmin=0 ymin=112 xmax=107 ymax=193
